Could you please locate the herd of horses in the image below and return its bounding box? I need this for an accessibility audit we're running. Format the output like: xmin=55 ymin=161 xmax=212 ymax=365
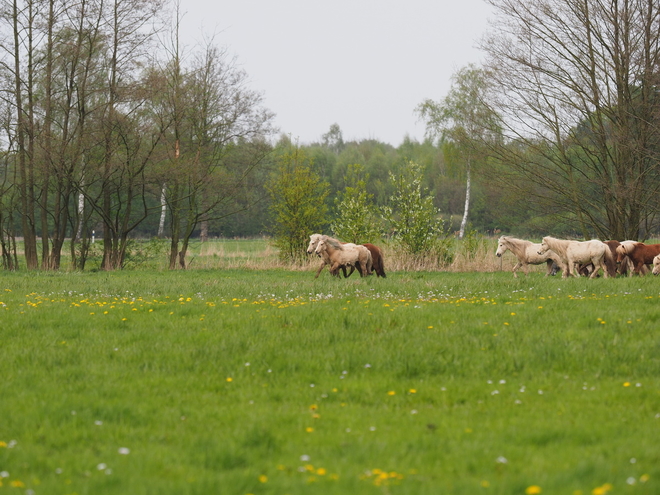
xmin=306 ymin=234 xmax=386 ymax=278
xmin=306 ymin=233 xmax=660 ymax=279
xmin=497 ymin=235 xmax=660 ymax=278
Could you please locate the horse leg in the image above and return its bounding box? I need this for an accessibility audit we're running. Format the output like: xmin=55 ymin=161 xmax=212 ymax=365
xmin=544 ymin=259 xmax=553 ymax=276
xmin=600 ymin=258 xmax=609 ymax=278
xmin=314 ymin=261 xmax=326 ymax=279
xmin=330 ymin=262 xmax=342 ymax=277
xmin=343 ymin=265 xmax=354 ymax=278
xmin=512 ymin=261 xmax=522 ymax=278
xmin=589 ymin=258 xmax=601 ymax=278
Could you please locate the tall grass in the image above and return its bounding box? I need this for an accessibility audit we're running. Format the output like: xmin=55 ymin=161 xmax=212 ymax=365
xmin=1 ymin=269 xmax=659 ymax=494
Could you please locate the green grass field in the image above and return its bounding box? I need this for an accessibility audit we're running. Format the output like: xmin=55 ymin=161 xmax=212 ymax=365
xmin=1 ymin=269 xmax=659 ymax=494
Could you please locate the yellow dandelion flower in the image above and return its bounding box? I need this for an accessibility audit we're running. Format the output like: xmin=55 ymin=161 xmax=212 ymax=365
xmin=317 ymin=468 xmax=327 ymax=475
xmin=481 ymin=480 xmax=490 ymax=487
xmin=10 ymin=480 xmax=25 ymax=488
xmin=306 ymin=427 xmax=314 ymax=433
xmin=427 ymin=325 xmax=434 ymax=329
xmin=387 ymin=391 xmax=396 ymax=396
xmin=409 ymin=389 xmax=417 ymax=394
xmin=623 ymin=382 xmax=630 ymax=387
xmin=0 ymin=441 xmax=6 ymax=447
xmin=258 ymin=475 xmax=267 ymax=483
xmin=310 ymin=404 xmax=318 ymax=410
xmin=640 ymin=474 xmax=650 ymax=482
xmin=525 ymin=485 xmax=542 ymax=494
xmin=226 ymin=377 xmax=233 ymax=382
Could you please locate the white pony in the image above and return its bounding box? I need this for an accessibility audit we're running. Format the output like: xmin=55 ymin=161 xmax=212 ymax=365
xmin=537 ymin=236 xmax=610 ymax=278
xmin=653 ymin=254 xmax=660 ymax=275
xmin=495 ymin=235 xmax=563 ymax=278
xmin=315 ymin=236 xmax=372 ymax=277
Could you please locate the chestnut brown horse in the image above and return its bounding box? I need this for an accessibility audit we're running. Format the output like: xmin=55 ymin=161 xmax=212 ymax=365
xmin=615 ymin=241 xmax=660 ymax=275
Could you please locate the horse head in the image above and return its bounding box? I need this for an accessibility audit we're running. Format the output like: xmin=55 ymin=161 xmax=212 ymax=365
xmin=537 ymin=237 xmax=551 ymax=256
xmin=615 ymin=243 xmax=635 ymax=264
xmin=653 ymin=254 xmax=660 ymax=275
xmin=496 ymin=236 xmax=508 ymax=257
xmin=307 ymin=234 xmax=323 ymax=254
xmin=314 ymin=237 xmax=327 ymax=255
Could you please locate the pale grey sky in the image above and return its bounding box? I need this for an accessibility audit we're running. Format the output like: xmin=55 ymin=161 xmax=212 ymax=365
xmin=180 ymin=1 xmax=493 ymax=147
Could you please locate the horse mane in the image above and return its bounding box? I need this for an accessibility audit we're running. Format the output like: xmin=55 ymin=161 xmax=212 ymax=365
xmin=323 ymin=236 xmax=345 ymax=250
xmin=543 ymin=236 xmax=569 ymax=257
xmin=621 ymin=241 xmax=641 ymax=255
xmin=500 ymin=236 xmax=532 ymax=257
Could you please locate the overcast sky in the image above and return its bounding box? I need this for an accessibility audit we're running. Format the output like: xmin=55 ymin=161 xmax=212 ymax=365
xmin=179 ymin=1 xmax=493 ymax=147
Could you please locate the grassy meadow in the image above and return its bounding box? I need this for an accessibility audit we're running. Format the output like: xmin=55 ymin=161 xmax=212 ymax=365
xmin=1 ymin=240 xmax=660 ymax=494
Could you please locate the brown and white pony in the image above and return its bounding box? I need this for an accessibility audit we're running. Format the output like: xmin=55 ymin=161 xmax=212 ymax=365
xmin=615 ymin=241 xmax=660 ymax=275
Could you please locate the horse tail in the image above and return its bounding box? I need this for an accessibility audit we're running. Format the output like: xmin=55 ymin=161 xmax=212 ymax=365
xmin=603 ymin=244 xmax=617 ymax=277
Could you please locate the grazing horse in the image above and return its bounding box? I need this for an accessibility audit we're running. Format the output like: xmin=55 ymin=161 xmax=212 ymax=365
xmin=653 ymin=254 xmax=660 ymax=275
xmin=495 ymin=235 xmax=563 ymax=278
xmin=615 ymin=241 xmax=660 ymax=275
xmin=537 ymin=237 xmax=610 ymax=278
xmin=315 ymin=236 xmax=372 ymax=277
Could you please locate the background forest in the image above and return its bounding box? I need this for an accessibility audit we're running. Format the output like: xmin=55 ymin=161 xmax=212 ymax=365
xmin=1 ymin=0 xmax=659 ymax=270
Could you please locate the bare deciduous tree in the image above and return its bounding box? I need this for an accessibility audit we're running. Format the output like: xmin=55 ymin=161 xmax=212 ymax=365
xmin=483 ymin=0 xmax=660 ymax=239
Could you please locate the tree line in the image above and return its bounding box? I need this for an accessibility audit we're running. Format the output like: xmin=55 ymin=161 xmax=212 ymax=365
xmin=1 ymin=0 xmax=659 ymax=270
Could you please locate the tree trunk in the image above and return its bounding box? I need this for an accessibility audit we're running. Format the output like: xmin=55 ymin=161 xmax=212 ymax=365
xmin=459 ymin=157 xmax=471 ymax=239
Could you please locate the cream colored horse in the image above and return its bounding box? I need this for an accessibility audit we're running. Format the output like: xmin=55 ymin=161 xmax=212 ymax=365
xmin=653 ymin=254 xmax=660 ymax=275
xmin=307 ymin=234 xmax=336 ymax=278
xmin=538 ymin=236 xmax=610 ymax=278
xmin=495 ymin=235 xmax=563 ymax=277
xmin=315 ymin=236 xmax=372 ymax=277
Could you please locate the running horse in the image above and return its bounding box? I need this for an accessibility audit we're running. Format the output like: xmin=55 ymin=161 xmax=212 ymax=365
xmin=495 ymin=235 xmax=563 ymax=277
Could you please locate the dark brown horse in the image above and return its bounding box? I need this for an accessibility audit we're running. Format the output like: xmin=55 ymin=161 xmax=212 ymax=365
xmin=363 ymin=243 xmax=386 ymax=278
xmin=615 ymin=241 xmax=660 ymax=275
